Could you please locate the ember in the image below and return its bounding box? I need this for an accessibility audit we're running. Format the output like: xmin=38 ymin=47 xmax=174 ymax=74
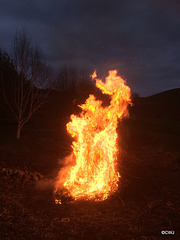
xmin=55 ymin=70 xmax=131 ymax=202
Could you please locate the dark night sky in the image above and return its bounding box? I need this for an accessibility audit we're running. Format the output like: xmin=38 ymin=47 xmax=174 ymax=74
xmin=0 ymin=0 xmax=180 ymax=96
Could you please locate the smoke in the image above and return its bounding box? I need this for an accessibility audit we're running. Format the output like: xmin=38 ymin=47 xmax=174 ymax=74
xmin=54 ymin=153 xmax=75 ymax=192
xmin=35 ymin=154 xmax=75 ymax=194
xmin=36 ymin=178 xmax=55 ymax=191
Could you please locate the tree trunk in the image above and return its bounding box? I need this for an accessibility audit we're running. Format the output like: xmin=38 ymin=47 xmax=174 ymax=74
xmin=17 ymin=123 xmax=22 ymax=140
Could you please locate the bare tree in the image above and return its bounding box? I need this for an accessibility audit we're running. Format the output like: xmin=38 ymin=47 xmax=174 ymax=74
xmin=1 ymin=31 xmax=52 ymax=139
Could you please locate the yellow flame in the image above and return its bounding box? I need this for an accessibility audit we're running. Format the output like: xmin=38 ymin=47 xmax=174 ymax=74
xmin=55 ymin=70 xmax=131 ymax=201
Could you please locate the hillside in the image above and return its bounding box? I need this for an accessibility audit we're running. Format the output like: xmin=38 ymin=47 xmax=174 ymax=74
xmin=145 ymin=88 xmax=180 ymax=103
xmin=131 ymin=88 xmax=180 ymax=120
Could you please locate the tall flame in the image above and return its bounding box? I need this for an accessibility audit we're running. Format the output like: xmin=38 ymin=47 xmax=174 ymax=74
xmin=55 ymin=70 xmax=131 ymax=201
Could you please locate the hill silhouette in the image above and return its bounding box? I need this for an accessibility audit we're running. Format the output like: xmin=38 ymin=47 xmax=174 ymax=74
xmin=131 ymin=88 xmax=180 ymax=120
xmin=145 ymin=88 xmax=180 ymax=103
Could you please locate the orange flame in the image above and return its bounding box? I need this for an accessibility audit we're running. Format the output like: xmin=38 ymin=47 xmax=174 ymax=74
xmin=55 ymin=70 xmax=131 ymax=201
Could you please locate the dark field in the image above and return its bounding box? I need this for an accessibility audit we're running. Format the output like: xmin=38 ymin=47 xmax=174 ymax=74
xmin=0 ymin=89 xmax=180 ymax=240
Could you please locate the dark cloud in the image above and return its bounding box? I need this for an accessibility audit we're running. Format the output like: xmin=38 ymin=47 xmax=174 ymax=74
xmin=0 ymin=0 xmax=179 ymax=96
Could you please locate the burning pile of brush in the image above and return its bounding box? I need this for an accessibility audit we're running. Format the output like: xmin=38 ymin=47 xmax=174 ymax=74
xmin=54 ymin=70 xmax=131 ymax=203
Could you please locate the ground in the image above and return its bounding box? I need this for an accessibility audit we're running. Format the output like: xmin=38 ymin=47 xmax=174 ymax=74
xmin=0 ymin=92 xmax=180 ymax=240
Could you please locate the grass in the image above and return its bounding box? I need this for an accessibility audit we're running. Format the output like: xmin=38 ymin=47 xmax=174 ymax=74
xmin=0 ymin=111 xmax=180 ymax=239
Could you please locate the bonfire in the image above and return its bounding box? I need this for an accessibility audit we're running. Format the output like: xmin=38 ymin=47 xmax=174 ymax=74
xmin=55 ymin=70 xmax=131 ymax=202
